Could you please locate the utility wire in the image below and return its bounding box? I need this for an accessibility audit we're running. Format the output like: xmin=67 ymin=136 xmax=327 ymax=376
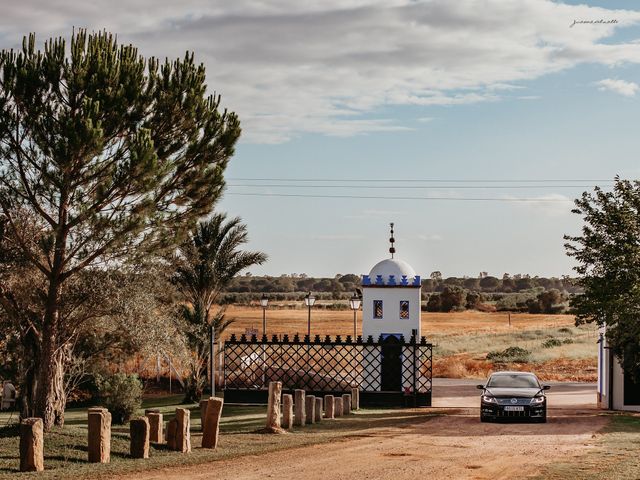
xmin=226 ymin=192 xmax=575 ymax=202
xmin=228 ymin=177 xmax=615 ymax=183
xmin=227 ymin=183 xmax=612 ymax=189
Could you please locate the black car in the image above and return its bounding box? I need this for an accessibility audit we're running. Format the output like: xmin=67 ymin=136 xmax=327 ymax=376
xmin=477 ymin=371 xmax=550 ymax=423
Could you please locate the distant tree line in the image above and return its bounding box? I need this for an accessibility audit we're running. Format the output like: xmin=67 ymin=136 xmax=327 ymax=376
xmin=222 ymin=273 xmax=580 ymax=314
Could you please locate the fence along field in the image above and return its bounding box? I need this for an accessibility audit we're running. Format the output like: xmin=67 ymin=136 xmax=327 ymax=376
xmin=222 ymin=306 xmax=598 ymax=382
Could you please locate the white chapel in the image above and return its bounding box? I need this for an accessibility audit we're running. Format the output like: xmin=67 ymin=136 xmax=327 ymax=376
xmin=361 ymin=224 xmax=422 ymax=341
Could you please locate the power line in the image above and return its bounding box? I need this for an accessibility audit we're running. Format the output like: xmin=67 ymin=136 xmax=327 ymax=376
xmin=228 ymin=177 xmax=615 ymax=183
xmin=226 ymin=192 xmax=575 ymax=202
xmin=227 ymin=183 xmax=611 ymax=189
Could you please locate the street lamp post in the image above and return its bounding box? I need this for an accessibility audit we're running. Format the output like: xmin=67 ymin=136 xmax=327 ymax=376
xmin=349 ymin=293 xmax=362 ymax=338
xmin=304 ymin=291 xmax=316 ymax=337
xmin=260 ymin=294 xmax=269 ymax=336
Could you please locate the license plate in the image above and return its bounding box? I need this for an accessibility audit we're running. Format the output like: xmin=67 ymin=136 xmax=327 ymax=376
xmin=504 ymin=406 xmax=524 ymax=412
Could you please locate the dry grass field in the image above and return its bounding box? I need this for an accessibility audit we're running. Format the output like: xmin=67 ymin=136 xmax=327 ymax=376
xmin=222 ymin=306 xmax=598 ymax=382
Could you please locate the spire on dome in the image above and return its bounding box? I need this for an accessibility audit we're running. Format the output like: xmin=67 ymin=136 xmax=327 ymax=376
xmin=389 ymin=222 xmax=396 ymax=258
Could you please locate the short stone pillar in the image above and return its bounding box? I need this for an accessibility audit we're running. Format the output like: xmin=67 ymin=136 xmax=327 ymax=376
xmin=166 ymin=418 xmax=177 ymax=450
xmin=202 ymin=397 xmax=224 ymax=449
xmin=314 ymin=397 xmax=323 ymax=422
xmin=294 ymin=389 xmax=306 ymax=426
xmin=324 ymin=395 xmax=335 ymax=419
xmin=19 ymin=418 xmax=44 ymax=472
xmin=282 ymin=394 xmax=294 ymax=429
xmin=334 ymin=397 xmax=343 ymax=417
xmin=129 ymin=417 xmax=150 ymax=459
xmin=175 ymin=408 xmax=191 ymax=453
xmin=199 ymin=399 xmax=209 ymax=431
xmin=342 ymin=394 xmax=352 ymax=415
xmin=146 ymin=412 xmax=163 ymax=444
xmin=305 ymin=395 xmax=316 ymax=425
xmin=265 ymin=381 xmax=283 ymax=432
xmin=351 ymin=387 xmax=360 ymax=410
xmin=88 ymin=407 xmax=111 ymax=463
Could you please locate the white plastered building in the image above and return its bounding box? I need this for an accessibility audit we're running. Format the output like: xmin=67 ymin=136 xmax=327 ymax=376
xmin=361 ymin=257 xmax=422 ymax=341
xmin=597 ymin=329 xmax=640 ymax=411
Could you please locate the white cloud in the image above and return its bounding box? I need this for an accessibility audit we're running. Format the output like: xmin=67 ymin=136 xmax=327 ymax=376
xmin=595 ymin=78 xmax=640 ymax=97
xmin=505 ymin=193 xmax=574 ymax=217
xmin=2 ymin=1 xmax=640 ymax=142
xmin=416 ymin=233 xmax=443 ymax=242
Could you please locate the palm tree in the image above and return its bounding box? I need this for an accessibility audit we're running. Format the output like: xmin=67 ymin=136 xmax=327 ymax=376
xmin=173 ymin=213 xmax=267 ymax=402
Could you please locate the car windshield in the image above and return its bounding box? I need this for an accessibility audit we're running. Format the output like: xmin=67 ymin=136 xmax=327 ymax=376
xmin=487 ymin=374 xmax=540 ymax=388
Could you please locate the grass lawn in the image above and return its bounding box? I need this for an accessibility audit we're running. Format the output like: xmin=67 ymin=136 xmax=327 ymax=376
xmin=537 ymin=413 xmax=640 ymax=480
xmin=0 ymin=395 xmax=434 ymax=479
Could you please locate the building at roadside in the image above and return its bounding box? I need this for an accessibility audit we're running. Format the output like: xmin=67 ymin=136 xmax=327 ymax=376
xmin=597 ymin=330 xmax=640 ymax=411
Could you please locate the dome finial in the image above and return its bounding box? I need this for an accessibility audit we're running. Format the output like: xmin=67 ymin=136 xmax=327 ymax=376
xmin=389 ymin=222 xmax=396 ymax=258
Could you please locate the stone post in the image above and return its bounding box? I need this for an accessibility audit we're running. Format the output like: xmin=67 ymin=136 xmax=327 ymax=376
xmin=351 ymin=387 xmax=360 ymax=410
xmin=129 ymin=417 xmax=150 ymax=459
xmin=314 ymin=397 xmax=323 ymax=422
xmin=305 ymin=395 xmax=316 ymax=425
xmin=294 ymin=389 xmax=306 ymax=426
xmin=335 ymin=397 xmax=343 ymax=417
xmin=146 ymin=412 xmax=163 ymax=444
xmin=202 ymin=397 xmax=224 ymax=449
xmin=342 ymin=394 xmax=352 ymax=415
xmin=265 ymin=381 xmax=283 ymax=432
xmin=324 ymin=395 xmax=335 ymax=419
xmin=199 ymin=399 xmax=209 ymax=431
xmin=88 ymin=408 xmax=111 ymax=463
xmin=19 ymin=418 xmax=44 ymax=472
xmin=282 ymin=394 xmax=294 ymax=429
xmin=175 ymin=408 xmax=191 ymax=453
xmin=166 ymin=419 xmax=177 ymax=450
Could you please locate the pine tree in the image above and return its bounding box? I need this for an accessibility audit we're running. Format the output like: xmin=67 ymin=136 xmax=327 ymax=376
xmin=0 ymin=30 xmax=241 ymax=430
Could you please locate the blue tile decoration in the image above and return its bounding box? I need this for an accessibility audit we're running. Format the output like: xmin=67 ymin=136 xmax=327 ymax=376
xmin=375 ymin=275 xmax=384 ymax=285
xmin=412 ymin=275 xmax=421 ymax=286
xmin=362 ymin=275 xmax=371 ymax=285
xmin=400 ymin=275 xmax=409 ymax=286
xmin=388 ymin=275 xmax=396 ymax=285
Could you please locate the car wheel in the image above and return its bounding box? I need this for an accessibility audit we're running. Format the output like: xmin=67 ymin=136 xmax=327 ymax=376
xmin=480 ymin=414 xmax=489 ymax=423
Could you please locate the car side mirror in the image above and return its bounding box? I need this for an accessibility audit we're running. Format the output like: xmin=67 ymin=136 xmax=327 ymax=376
xmin=543 ymin=385 xmax=551 ymax=390
xmin=476 ymin=384 xmax=485 ymax=390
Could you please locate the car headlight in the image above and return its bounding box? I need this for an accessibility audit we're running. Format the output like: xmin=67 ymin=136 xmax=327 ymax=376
xmin=482 ymin=395 xmax=497 ymax=404
xmin=530 ymin=396 xmax=545 ymax=404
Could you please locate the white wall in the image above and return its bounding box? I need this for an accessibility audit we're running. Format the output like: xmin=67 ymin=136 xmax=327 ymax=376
xmin=362 ymin=286 xmax=421 ymax=340
xmin=598 ymin=332 xmax=640 ymax=412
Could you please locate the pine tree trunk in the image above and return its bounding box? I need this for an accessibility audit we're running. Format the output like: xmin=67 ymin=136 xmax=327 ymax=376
xmin=34 ymin=276 xmax=67 ymax=430
xmin=19 ymin=329 xmax=41 ymax=420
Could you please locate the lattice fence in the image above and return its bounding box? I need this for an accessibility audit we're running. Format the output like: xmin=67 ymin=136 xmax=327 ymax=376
xmin=223 ymin=334 xmax=432 ymax=396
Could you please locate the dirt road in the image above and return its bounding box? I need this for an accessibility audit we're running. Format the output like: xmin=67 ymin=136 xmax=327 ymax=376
xmin=124 ymin=381 xmax=606 ymax=480
xmin=127 ymin=409 xmax=606 ymax=480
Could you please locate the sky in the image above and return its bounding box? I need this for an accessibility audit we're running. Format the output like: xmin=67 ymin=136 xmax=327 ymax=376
xmin=2 ymin=0 xmax=640 ymax=278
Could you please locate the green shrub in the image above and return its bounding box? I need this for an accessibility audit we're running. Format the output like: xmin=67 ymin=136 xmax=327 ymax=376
xmin=95 ymin=373 xmax=143 ymax=424
xmin=486 ymin=346 xmax=531 ymax=363
xmin=542 ymin=338 xmax=562 ymax=348
xmin=562 ymin=338 xmax=574 ymax=345
xmin=558 ymin=327 xmax=573 ymax=334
